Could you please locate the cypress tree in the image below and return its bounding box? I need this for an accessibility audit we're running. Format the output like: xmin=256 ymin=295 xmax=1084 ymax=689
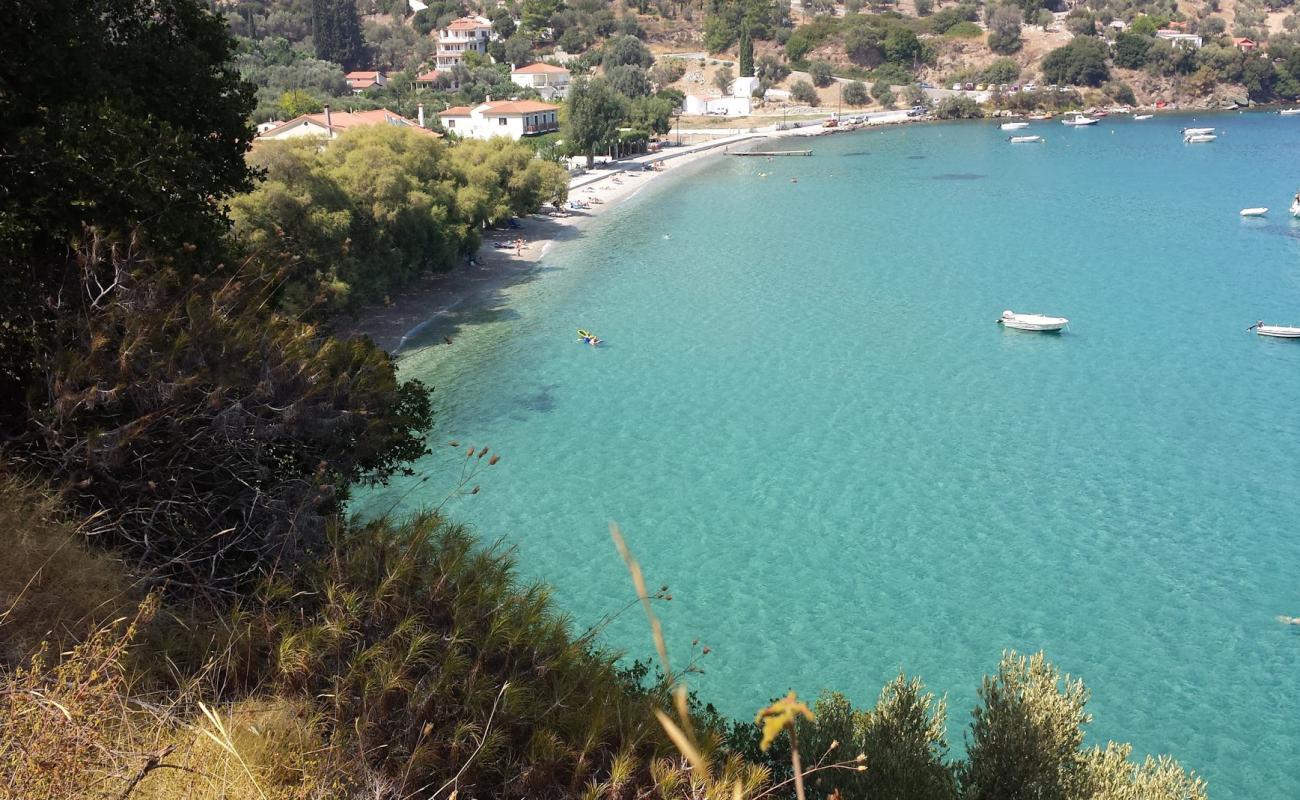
xmin=312 ymin=0 xmax=367 ymax=70
xmin=739 ymin=28 xmax=754 ymax=77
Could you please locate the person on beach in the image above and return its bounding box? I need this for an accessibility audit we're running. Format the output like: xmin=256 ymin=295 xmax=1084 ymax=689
xmin=515 ymin=238 xmax=523 ymax=256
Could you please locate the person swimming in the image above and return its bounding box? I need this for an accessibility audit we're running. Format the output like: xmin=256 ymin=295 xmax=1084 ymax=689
xmin=1278 ymin=615 xmax=1300 ymax=626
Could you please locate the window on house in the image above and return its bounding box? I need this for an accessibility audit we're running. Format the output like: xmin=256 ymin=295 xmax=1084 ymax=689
xmin=447 ymin=120 xmax=455 ymax=127
xmin=498 ymin=117 xmax=507 ymax=125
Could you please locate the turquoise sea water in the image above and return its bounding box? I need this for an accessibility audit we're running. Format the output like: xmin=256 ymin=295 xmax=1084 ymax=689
xmin=360 ymin=113 xmax=1300 ymax=798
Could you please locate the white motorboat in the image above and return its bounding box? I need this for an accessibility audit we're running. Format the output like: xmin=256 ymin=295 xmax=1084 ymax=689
xmin=1134 ymin=114 xmax=1153 ymax=120
xmin=1061 ymin=114 xmax=1099 ymax=126
xmin=1184 ymin=133 xmax=1216 ymax=143
xmin=1291 ymin=196 xmax=1300 ymax=217
xmin=1001 ymin=121 xmax=1030 ymax=130
xmin=1182 ymin=126 xmax=1214 ymax=136
xmin=997 ymin=310 xmax=1069 ymax=332
xmin=1240 ymin=207 xmax=1269 ymax=217
xmin=1280 ymin=108 xmax=1300 ymax=116
xmin=1008 ymin=135 xmax=1043 ymax=143
xmin=1249 ymin=321 xmax=1300 ymax=338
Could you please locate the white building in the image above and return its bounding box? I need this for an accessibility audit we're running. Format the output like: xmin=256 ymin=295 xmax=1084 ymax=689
xmin=257 ymin=107 xmax=439 ymax=141
xmin=682 ymin=77 xmax=757 ymax=117
xmin=1155 ymin=30 xmax=1203 ymax=48
xmin=436 ymin=16 xmax=494 ymax=69
xmin=438 ymin=99 xmax=561 ymax=140
xmin=510 ymin=63 xmax=571 ymax=100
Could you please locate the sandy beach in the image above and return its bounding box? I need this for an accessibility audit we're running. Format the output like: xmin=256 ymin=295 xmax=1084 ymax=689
xmin=335 ymin=133 xmax=776 ymax=352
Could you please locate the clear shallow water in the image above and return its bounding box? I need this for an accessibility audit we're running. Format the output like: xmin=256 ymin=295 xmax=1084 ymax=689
xmin=361 ymin=113 xmax=1300 ymax=798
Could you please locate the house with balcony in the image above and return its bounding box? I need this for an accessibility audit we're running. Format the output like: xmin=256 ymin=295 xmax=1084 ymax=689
xmin=510 ymin=63 xmax=571 ymax=100
xmin=438 ymin=99 xmax=560 ymax=140
xmin=1155 ymin=29 xmax=1203 ymax=49
xmin=435 ymin=16 xmax=494 ymax=69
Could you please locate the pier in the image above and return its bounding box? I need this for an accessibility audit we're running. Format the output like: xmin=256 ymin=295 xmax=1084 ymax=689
xmin=732 ymin=149 xmax=813 ymax=157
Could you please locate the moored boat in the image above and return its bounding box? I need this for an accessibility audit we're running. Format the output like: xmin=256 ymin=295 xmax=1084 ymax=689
xmin=1291 ymin=193 xmax=1300 ymax=218
xmin=1028 ymin=112 xmax=1052 ymax=120
xmin=1240 ymin=207 xmax=1268 ymax=217
xmin=1008 ymin=135 xmax=1043 ymax=143
xmin=1000 ymin=121 xmax=1030 ymax=130
xmin=1184 ymin=133 xmax=1216 ymax=143
xmin=1182 ymin=126 xmax=1214 ymax=136
xmin=1062 ymin=114 xmax=1098 ymax=126
xmin=997 ymin=310 xmax=1069 ymax=332
xmin=1249 ymin=321 xmax=1300 ymax=338
xmin=1280 ymin=108 xmax=1300 ymax=116
xmin=1134 ymin=114 xmax=1153 ymax=120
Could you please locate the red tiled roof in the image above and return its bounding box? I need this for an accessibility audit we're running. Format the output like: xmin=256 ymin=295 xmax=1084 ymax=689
xmin=258 ymin=108 xmax=440 ymax=139
xmin=416 ymin=69 xmax=442 ymax=82
xmin=440 ymin=106 xmax=474 ymax=116
xmin=512 ymin=63 xmax=569 ymax=75
xmin=445 ymin=16 xmax=491 ymax=30
xmin=345 ymin=71 xmax=383 ymax=79
xmin=478 ymin=100 xmax=559 ymax=114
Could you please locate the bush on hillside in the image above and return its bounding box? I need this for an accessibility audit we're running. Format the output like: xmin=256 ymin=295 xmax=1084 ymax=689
xmin=928 ymin=3 xmax=979 ymax=33
xmin=935 ymin=94 xmax=984 ymax=117
xmin=873 ymin=78 xmax=897 ymax=107
xmin=791 ymin=78 xmax=821 ymax=104
xmin=944 ymin=21 xmax=984 ymax=38
xmin=809 ymin=59 xmax=836 ymax=86
xmin=982 ymin=57 xmax=1021 ymax=84
xmin=1113 ymin=31 xmax=1154 ymax=68
xmin=1041 ymin=36 xmax=1111 ymax=86
xmin=843 ymin=79 xmax=871 ymax=104
xmin=988 ymin=6 xmax=1024 ymax=54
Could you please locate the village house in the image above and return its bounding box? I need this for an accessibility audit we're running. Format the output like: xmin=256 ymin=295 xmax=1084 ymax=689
xmin=1155 ymin=29 xmax=1203 ymax=49
xmin=435 ymin=16 xmax=493 ymax=69
xmin=256 ymin=106 xmax=439 ymax=141
xmin=415 ymin=68 xmax=454 ymax=90
xmin=1233 ymin=37 xmax=1258 ymax=53
xmin=438 ymin=99 xmax=560 ymax=140
xmin=344 ymin=71 xmax=387 ymax=93
xmin=510 ymin=63 xmax=571 ymax=100
xmin=681 ymin=76 xmax=760 ymax=117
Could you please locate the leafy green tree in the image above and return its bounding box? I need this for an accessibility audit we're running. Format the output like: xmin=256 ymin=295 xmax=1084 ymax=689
xmin=522 ymin=0 xmax=560 ymax=31
xmin=844 ymin=25 xmax=884 ymax=65
xmin=740 ymin=29 xmax=756 ymax=76
xmin=962 ymin=651 xmax=1091 ymax=800
xmin=929 ymin=3 xmax=978 ymax=33
xmin=491 ymin=8 xmax=517 ymax=38
xmin=0 ymin=0 xmax=256 ymax=425
xmin=935 ymin=94 xmax=982 ymax=117
xmin=1130 ymin=14 xmax=1161 ymax=35
xmin=872 ymin=78 xmax=896 ymax=107
xmin=1041 ymin=37 xmax=1110 ymax=86
xmin=607 ymin=64 xmax=653 ymax=97
xmin=861 ymin=672 xmax=957 ymax=800
xmin=563 ymin=77 xmax=629 ymax=166
xmin=885 ymin=27 xmax=922 ymax=64
xmin=629 ymin=95 xmax=678 ymax=133
xmin=809 ymin=59 xmax=835 ymax=86
xmin=785 ymin=29 xmax=815 ymax=62
xmin=904 ymin=83 xmax=929 ymax=107
xmin=988 ymin=5 xmax=1024 ymax=55
xmin=1113 ymin=31 xmax=1153 ymax=67
xmin=981 ymin=57 xmax=1020 ymax=84
xmin=276 ymin=88 xmax=324 ymax=118
xmin=756 ymin=53 xmax=791 ymax=88
xmin=558 ymin=26 xmax=594 ymax=54
xmin=504 ymin=34 xmax=535 ymax=68
xmin=311 ymin=0 xmax=367 ymax=69
xmin=604 ymin=34 xmax=654 ymax=67
xmin=650 ymin=60 xmax=687 ymax=87
xmin=790 ymin=78 xmax=820 ymax=104
xmin=843 ymin=79 xmax=871 ymax=104
xmin=915 ymin=0 xmax=934 ymax=15
xmin=1103 ymin=80 xmax=1137 ymax=104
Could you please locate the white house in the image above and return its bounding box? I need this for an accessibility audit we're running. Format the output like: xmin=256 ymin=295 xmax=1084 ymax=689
xmin=1155 ymin=30 xmax=1203 ymax=48
xmin=344 ymin=71 xmax=387 ymax=93
xmin=436 ymin=16 xmax=494 ymax=68
xmin=257 ymin=107 xmax=439 ymax=141
xmin=1108 ymin=19 xmax=1128 ymax=31
xmin=438 ymin=99 xmax=560 ymax=140
xmin=510 ymin=63 xmax=571 ymax=100
xmin=682 ymin=77 xmax=757 ymax=117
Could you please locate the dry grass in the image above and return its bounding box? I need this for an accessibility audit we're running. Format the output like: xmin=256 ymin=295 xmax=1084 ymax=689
xmin=0 ymin=475 xmax=135 ymax=665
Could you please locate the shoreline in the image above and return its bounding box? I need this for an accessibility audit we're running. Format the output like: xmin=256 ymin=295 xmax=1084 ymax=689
xmin=336 ymin=124 xmax=820 ymax=352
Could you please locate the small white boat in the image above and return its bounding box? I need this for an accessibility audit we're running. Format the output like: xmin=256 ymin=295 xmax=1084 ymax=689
xmin=1008 ymin=135 xmax=1043 ymax=143
xmin=1001 ymin=121 xmax=1030 ymax=130
xmin=1134 ymin=114 xmax=1153 ymax=120
xmin=997 ymin=310 xmax=1069 ymax=332
xmin=1182 ymin=127 xmax=1214 ymax=136
xmin=1061 ymin=114 xmax=1099 ymax=126
xmin=1291 ymin=196 xmax=1300 ymax=218
xmin=1280 ymin=108 xmax=1300 ymax=116
xmin=1184 ymin=133 xmax=1216 ymax=143
xmin=1250 ymin=321 xmax=1300 ymax=338
xmin=1240 ymin=207 xmax=1269 ymax=217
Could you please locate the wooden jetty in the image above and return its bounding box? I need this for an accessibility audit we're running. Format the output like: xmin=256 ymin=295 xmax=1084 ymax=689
xmin=731 ymin=149 xmax=812 ymax=157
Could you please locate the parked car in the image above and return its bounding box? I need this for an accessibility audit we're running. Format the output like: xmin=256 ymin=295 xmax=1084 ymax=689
xmin=999 ymin=83 xmax=1009 ymax=92
xmin=906 ymin=106 xmax=927 ymax=117
xmin=1024 ymin=82 xmax=1037 ymax=91
xmin=919 ymin=81 xmax=935 ymax=89
xmin=1011 ymin=84 xmax=1020 ymax=92
xmin=964 ymin=82 xmax=975 ymax=90
xmin=952 ymin=82 xmax=963 ymax=91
